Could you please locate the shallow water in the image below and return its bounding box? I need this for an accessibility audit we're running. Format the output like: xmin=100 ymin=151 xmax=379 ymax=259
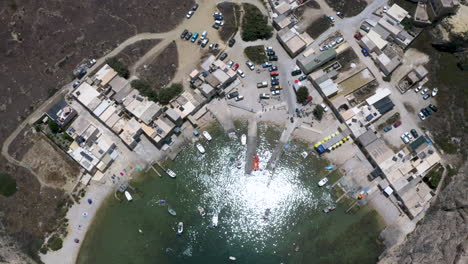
xmin=77 ymin=122 xmax=384 ymax=264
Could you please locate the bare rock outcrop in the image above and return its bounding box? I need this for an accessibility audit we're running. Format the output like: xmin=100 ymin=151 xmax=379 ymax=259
xmin=379 ymin=162 xmax=468 ymax=264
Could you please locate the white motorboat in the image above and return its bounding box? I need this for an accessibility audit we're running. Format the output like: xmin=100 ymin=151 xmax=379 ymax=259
xmin=196 ymin=143 xmax=206 ymax=154
xmin=229 ymin=256 xmax=237 ymax=261
xmin=241 ymin=134 xmax=247 ymax=145
xmin=198 ymin=206 xmax=206 ymax=217
xmin=301 ymin=151 xmax=308 ymax=158
xmin=203 ymin=131 xmax=212 ymax=141
xmin=177 ymin=222 xmax=183 ymax=235
xmin=212 ymin=214 xmax=218 ymax=227
xmin=124 ymin=191 xmax=133 ymax=201
xmin=318 ymin=177 xmax=329 ymax=187
xmin=166 ymin=169 xmax=176 ymax=178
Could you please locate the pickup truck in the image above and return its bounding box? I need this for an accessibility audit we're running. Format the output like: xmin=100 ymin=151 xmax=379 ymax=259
xmin=257 ymin=81 xmax=268 ymax=88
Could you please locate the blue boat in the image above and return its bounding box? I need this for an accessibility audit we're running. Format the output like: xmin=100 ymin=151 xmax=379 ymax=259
xmin=325 ymin=165 xmax=334 ymax=170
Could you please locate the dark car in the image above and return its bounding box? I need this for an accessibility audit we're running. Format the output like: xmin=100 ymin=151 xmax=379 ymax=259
xmin=227 ymin=91 xmax=239 ymax=99
xmin=361 ymin=48 xmax=369 ymax=57
xmin=197 ymin=39 xmax=202 ymax=45
xmin=267 ymin=50 xmax=275 ymax=56
xmin=181 ymin=29 xmax=189 ymax=39
xmin=291 ymin=69 xmax=302 ymax=76
xmin=185 ymin=32 xmax=192 ymax=40
xmin=383 ymin=126 xmax=393 ymax=132
xmin=271 ymin=80 xmax=279 ymax=86
xmin=428 ymin=104 xmax=438 ymax=112
xmin=298 ymin=75 xmax=307 ymax=81
xmin=423 ymin=94 xmax=431 ymax=100
xmin=212 ymin=24 xmax=220 ymax=30
xmin=220 ymin=53 xmax=228 ymax=61
xmin=422 ymin=108 xmax=432 ymax=116
xmin=269 ymin=66 xmax=278 ymax=72
xmin=271 ymin=76 xmax=279 ymax=81
xmin=214 ymin=15 xmax=224 ymax=20
xmin=269 ymin=55 xmax=278 ymax=61
xmin=192 ymin=3 xmax=199 ymax=11
xmin=228 ymin=39 xmax=236 ymax=47
xmin=393 ymin=120 xmax=402 ymax=128
xmin=411 ymin=129 xmax=419 ymax=138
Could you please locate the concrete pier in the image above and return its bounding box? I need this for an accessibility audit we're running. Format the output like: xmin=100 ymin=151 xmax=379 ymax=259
xmin=245 ymin=119 xmax=257 ymax=175
xmin=208 ymin=100 xmax=235 ymax=132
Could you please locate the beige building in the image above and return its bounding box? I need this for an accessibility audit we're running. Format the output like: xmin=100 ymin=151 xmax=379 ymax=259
xmin=277 ymin=28 xmax=313 ymax=57
xmin=428 ymin=0 xmax=459 ymax=20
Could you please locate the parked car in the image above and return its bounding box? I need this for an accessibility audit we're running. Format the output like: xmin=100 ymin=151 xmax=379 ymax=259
xmin=383 ymin=126 xmax=393 ymax=132
xmin=214 ymin=15 xmax=224 ymax=21
xmin=428 ymin=104 xmax=438 ymax=112
xmin=303 ymin=96 xmax=313 ymax=106
xmin=72 ymin=81 xmax=81 ymax=88
xmin=265 ymin=46 xmax=273 ymax=51
xmin=320 ymin=103 xmax=329 ymax=112
xmin=197 ymin=39 xmax=202 ymax=45
xmin=270 ymin=71 xmax=279 ymax=76
xmin=411 ymin=129 xmax=419 ymax=138
xmin=214 ymin=43 xmax=219 ymax=50
xmin=418 ymin=111 xmax=426 ymax=121
xmin=432 ymin=88 xmax=438 ymax=97
xmin=186 ymin=10 xmax=194 ymax=18
xmin=405 ymin=132 xmax=413 ymax=141
xmin=200 ymin=31 xmax=207 ymax=40
xmin=291 ymin=69 xmax=302 ymax=76
xmin=336 ymin=37 xmax=344 ymax=44
xmin=227 ymin=60 xmax=234 ymax=67
xmin=354 ymin=33 xmax=362 ymax=40
xmin=185 ymin=32 xmax=192 ymax=40
xmin=235 ymin=95 xmax=244 ymax=101
xmin=298 ymin=75 xmax=307 ymax=81
xmin=272 ymin=85 xmax=283 ymax=90
xmin=192 ymin=3 xmax=199 ymax=10
xmin=267 ymin=50 xmax=275 ymax=56
xmin=421 ymin=88 xmax=429 ymax=95
xmin=213 ymin=12 xmax=222 ymax=17
xmin=361 ymin=48 xmax=369 ymax=57
xmin=271 ymin=76 xmax=279 ymax=81
xmin=330 ymin=41 xmax=337 ymax=47
xmin=327 ymin=16 xmax=335 ymax=23
xmin=89 ymin=59 xmax=96 ymax=66
xmin=220 ymin=53 xmax=228 ymax=61
xmin=422 ymin=108 xmax=431 ymax=116
xmin=400 ymin=133 xmax=410 ymax=144
xmin=272 ymin=90 xmax=280 ymax=95
xmin=414 ymin=85 xmax=422 ymax=93
xmin=320 ymin=45 xmax=328 ymax=51
xmin=191 ymin=32 xmax=199 ymax=42
xmin=257 ymin=81 xmax=268 ymax=88
xmin=336 ymin=12 xmax=344 ymax=18
xmin=246 ymin=61 xmax=255 ymax=70
xmin=237 ymin=69 xmax=245 ymax=78
xmin=271 ymin=80 xmax=279 ymax=86
xmin=269 ymin=66 xmax=278 ymax=72
xmin=214 ymin=20 xmax=224 ymax=26
xmin=423 ymin=94 xmax=431 ymax=100
xmin=262 ymin=62 xmax=272 ymax=68
xmin=227 ymin=91 xmax=239 ymax=99
xmin=360 ymin=24 xmax=371 ymax=32
xmin=212 ymin=23 xmax=220 ymax=30
xmin=181 ymin=29 xmax=189 ymax=39
xmin=228 ymin=39 xmax=236 ymax=47
xmin=268 ymin=55 xmax=278 ymax=61
xmin=231 ymin=63 xmax=239 ymax=71
xmin=201 ymin=38 xmax=209 ymax=47
xmin=393 ymin=120 xmax=402 ymax=127
xmin=259 ymin=93 xmax=270 ymax=99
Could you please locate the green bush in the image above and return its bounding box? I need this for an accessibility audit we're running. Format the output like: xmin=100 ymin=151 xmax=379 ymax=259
xmin=62 ymin=133 xmax=74 ymax=141
xmin=296 ymin=86 xmax=309 ymax=103
xmin=241 ymin=3 xmax=273 ymax=41
xmin=426 ymin=166 xmax=444 ymax=189
xmin=131 ymin=79 xmax=159 ymax=102
xmin=313 ymin=105 xmax=325 ymax=120
xmin=106 ymin=57 xmax=129 ymax=79
xmin=0 ymin=172 xmax=17 ymax=197
xmin=47 ymin=120 xmax=61 ymax=134
xmin=244 ymin=45 xmax=267 ymax=64
xmin=47 ymin=235 xmax=63 ymax=251
xmin=158 ymin=83 xmax=183 ymax=104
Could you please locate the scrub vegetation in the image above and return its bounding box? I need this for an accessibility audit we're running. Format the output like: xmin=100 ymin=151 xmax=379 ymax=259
xmin=105 ymin=57 xmax=130 ymax=79
xmin=241 ymin=3 xmax=273 ymax=41
xmin=0 ymin=172 xmax=17 ymax=197
xmin=131 ymin=80 xmax=183 ymax=105
xmin=244 ymin=45 xmax=267 ymax=64
xmin=296 ymin=87 xmax=310 ymax=103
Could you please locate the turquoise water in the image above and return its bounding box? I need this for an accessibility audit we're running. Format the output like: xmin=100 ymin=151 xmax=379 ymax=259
xmin=77 ymin=122 xmax=384 ymax=264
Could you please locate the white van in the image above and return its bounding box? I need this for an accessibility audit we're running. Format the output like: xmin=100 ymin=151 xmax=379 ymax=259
xmin=257 ymin=81 xmax=268 ymax=88
xmin=201 ymin=31 xmax=207 ymax=40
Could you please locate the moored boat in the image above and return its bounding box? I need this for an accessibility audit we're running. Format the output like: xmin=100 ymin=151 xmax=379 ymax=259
xmin=198 ymin=206 xmax=206 ymax=217
xmin=229 ymin=256 xmax=237 ymax=261
xmin=301 ymin=151 xmax=308 ymax=158
xmin=318 ymin=177 xmax=328 ymax=187
xmin=196 ymin=143 xmax=206 ymax=154
xmin=212 ymin=214 xmax=218 ymax=227
xmin=168 ymin=207 xmax=177 ymax=216
xmin=177 ymin=222 xmax=184 ymax=235
xmin=323 ymin=206 xmax=336 ymax=213
xmin=203 ymin=131 xmax=212 ymax=141
xmin=124 ymin=191 xmax=133 ymax=201
xmin=166 ymin=169 xmax=176 ymax=178
xmin=241 ymin=134 xmax=247 ymax=145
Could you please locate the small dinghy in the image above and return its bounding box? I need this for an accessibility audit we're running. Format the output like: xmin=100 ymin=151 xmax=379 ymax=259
xmin=124 ymin=191 xmax=133 ymax=201
xmin=196 ymin=143 xmax=206 ymax=154
xmin=166 ymin=169 xmax=176 ymax=178
xmin=241 ymin=134 xmax=247 ymax=145
xmin=212 ymin=214 xmax=218 ymax=227
xmin=198 ymin=206 xmax=206 ymax=217
xmin=177 ymin=222 xmax=183 ymax=235
xmin=318 ymin=177 xmax=328 ymax=187
xmin=203 ymin=131 xmax=212 ymax=141
xmin=168 ymin=207 xmax=177 ymax=216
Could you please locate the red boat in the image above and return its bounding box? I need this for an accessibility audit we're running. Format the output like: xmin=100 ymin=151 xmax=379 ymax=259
xmin=253 ymin=155 xmax=260 ymax=170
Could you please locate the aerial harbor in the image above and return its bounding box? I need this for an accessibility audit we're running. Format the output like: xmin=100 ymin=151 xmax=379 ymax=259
xmin=0 ymin=0 xmax=466 ymax=264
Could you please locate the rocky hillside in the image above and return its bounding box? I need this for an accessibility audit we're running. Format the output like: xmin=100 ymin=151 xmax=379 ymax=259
xmin=432 ymin=4 xmax=468 ymax=52
xmin=379 ymin=162 xmax=468 ymax=264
